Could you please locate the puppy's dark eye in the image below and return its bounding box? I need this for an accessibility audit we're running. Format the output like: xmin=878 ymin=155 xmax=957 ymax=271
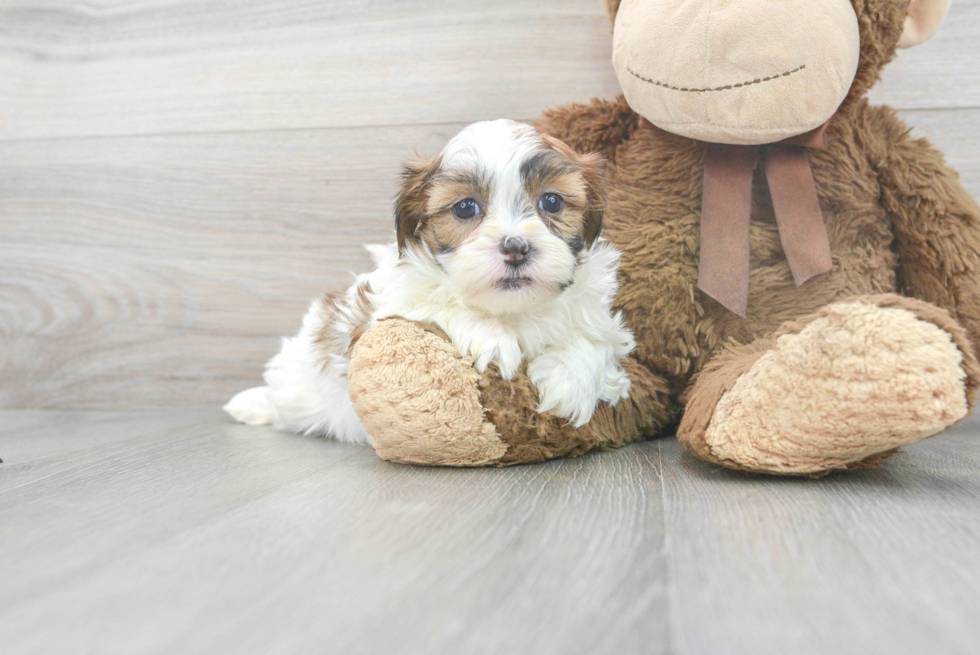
xmin=539 ymin=193 xmax=564 ymax=214
xmin=452 ymin=199 xmax=480 ymax=220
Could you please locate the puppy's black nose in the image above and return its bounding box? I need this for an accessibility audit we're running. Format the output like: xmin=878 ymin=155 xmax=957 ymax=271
xmin=500 ymin=237 xmax=530 ymax=267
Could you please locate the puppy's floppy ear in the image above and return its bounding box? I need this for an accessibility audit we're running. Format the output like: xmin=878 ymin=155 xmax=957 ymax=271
xmin=540 ymin=134 xmax=607 ymax=247
xmin=577 ymin=151 xmax=607 ymax=247
xmin=394 ymin=154 xmax=442 ymax=254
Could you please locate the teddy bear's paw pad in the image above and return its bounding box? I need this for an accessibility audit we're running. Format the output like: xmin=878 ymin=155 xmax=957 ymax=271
xmin=347 ymin=318 xmax=508 ymax=467
xmin=705 ymin=301 xmax=971 ymax=474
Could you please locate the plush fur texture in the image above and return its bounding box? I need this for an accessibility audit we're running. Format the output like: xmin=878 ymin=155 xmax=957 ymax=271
xmin=680 ymin=295 xmax=976 ymax=475
xmin=225 ymin=120 xmax=635 ymax=440
xmin=349 ymin=0 xmax=980 ymax=474
xmin=348 ymin=319 xmax=507 ymax=466
xmin=348 ymin=320 xmax=674 ymax=467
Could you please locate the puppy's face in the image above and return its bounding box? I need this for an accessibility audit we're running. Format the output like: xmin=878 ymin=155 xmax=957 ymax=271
xmin=395 ymin=120 xmax=605 ymax=316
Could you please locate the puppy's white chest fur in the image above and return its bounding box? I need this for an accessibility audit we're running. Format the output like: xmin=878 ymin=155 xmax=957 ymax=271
xmin=363 ymin=241 xmax=634 ymax=427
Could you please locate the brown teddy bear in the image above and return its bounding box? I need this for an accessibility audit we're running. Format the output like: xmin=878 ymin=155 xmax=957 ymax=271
xmin=346 ymin=0 xmax=980 ymax=476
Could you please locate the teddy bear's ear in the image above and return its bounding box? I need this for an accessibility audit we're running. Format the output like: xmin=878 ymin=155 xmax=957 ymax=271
xmin=604 ymin=0 xmax=622 ymax=23
xmin=898 ymin=0 xmax=951 ymax=48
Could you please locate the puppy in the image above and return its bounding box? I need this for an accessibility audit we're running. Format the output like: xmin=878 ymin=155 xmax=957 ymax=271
xmin=224 ymin=120 xmax=634 ymax=444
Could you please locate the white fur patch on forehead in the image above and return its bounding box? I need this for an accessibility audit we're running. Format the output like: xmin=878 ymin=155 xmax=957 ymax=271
xmin=440 ymin=119 xmax=542 ymax=175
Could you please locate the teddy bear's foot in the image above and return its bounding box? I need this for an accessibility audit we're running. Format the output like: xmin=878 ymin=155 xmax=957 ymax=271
xmin=679 ymin=294 xmax=979 ymax=476
xmin=347 ymin=318 xmax=677 ymax=467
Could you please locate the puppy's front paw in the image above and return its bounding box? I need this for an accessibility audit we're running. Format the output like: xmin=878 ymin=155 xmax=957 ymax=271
xmin=528 ymin=352 xmax=601 ymax=428
xmin=600 ymin=365 xmax=632 ymax=405
xmin=455 ymin=327 xmax=523 ymax=379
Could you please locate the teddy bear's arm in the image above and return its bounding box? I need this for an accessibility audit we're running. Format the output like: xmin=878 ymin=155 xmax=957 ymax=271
xmin=535 ymin=95 xmax=640 ymax=159
xmin=867 ymin=104 xmax=980 ymax=357
xmin=348 ymin=318 xmax=677 ymax=467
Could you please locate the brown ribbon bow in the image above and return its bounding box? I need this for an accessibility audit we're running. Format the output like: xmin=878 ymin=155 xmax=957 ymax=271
xmin=641 ymin=118 xmax=833 ymax=317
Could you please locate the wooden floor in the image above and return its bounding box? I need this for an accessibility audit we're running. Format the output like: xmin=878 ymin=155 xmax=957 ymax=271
xmin=2 ymin=411 xmax=979 ymax=655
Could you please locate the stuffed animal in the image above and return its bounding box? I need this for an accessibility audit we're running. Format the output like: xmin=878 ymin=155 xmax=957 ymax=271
xmin=346 ymin=0 xmax=980 ymax=475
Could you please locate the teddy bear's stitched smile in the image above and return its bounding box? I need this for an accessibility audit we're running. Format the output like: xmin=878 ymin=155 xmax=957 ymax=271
xmin=627 ymin=64 xmax=806 ymax=93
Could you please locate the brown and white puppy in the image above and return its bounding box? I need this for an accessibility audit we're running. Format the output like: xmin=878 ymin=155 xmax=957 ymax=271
xmin=225 ymin=120 xmax=634 ymax=443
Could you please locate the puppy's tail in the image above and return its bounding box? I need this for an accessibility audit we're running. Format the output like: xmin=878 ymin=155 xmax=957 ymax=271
xmin=223 ymin=386 xmax=273 ymax=425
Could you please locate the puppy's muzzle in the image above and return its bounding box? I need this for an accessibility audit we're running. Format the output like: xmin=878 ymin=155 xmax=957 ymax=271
xmin=500 ymin=237 xmax=531 ymax=268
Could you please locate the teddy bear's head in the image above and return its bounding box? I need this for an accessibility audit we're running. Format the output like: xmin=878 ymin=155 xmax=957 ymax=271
xmin=606 ymin=0 xmax=950 ymax=145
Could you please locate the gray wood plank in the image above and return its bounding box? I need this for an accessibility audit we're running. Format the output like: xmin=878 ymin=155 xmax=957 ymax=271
xmin=660 ymin=415 xmax=980 ymax=655
xmin=0 ymin=0 xmax=980 ymax=144
xmin=869 ymin=0 xmax=980 ymax=111
xmin=0 ymin=408 xmax=215 ymax=469
xmin=0 ymin=0 xmax=622 ymax=140
xmin=0 ymin=409 xmax=668 ymax=655
xmin=902 ymin=107 xmax=980 ymax=186
xmin=2 ymin=0 xmax=975 ymax=142
xmin=4 ymin=410 xmax=979 ymax=655
xmin=0 ymin=124 xmax=459 ymax=409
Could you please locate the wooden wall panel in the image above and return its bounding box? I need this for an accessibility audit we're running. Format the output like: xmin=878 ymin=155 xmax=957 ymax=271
xmin=869 ymin=0 xmax=980 ymax=110
xmin=1 ymin=0 xmax=976 ymax=140
xmin=0 ymin=0 xmax=621 ymax=140
xmin=0 ymin=0 xmax=978 ymax=409
xmin=0 ymin=125 xmax=456 ymax=408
